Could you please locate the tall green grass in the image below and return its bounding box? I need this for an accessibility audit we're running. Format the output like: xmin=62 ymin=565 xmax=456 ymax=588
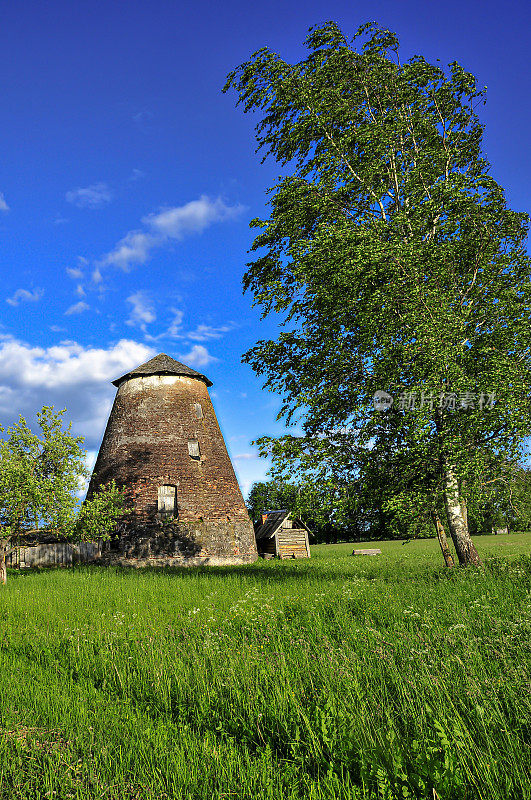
xmin=0 ymin=534 xmax=530 ymax=799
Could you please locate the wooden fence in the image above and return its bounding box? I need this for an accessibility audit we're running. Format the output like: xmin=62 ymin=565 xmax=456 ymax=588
xmin=6 ymin=541 xmax=102 ymax=569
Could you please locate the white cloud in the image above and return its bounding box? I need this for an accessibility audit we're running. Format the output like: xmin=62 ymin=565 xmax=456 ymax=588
xmin=65 ymin=301 xmax=89 ymax=316
xmin=144 ymin=310 xmax=236 ymax=347
xmin=178 ymin=344 xmax=217 ymax=368
xmin=133 ymin=110 xmax=153 ymax=126
xmin=100 ymin=230 xmax=156 ymax=271
xmin=0 ymin=193 xmax=10 ymax=212
xmin=67 ymin=257 xmax=88 ymax=291
xmin=167 ymin=308 xmax=184 ymax=337
xmin=0 ymin=336 xmax=155 ymax=447
xmin=6 ymin=288 xmax=44 ymax=306
xmin=240 ymin=480 xmax=253 ymax=498
xmin=97 ymin=195 xmax=244 ymax=273
xmin=144 ymin=196 xmax=244 ymax=239
xmin=233 ymin=453 xmax=258 ymax=461
xmin=65 ymin=182 xmax=112 ymax=209
xmin=77 ymin=448 xmax=99 ymax=497
xmin=85 ymin=449 xmax=98 ymax=472
xmin=129 ymin=168 xmax=146 ymax=181
xmin=187 ymin=323 xmax=234 ymax=341
xmin=126 ymin=292 xmax=156 ymax=331
xmin=144 ymin=307 xmax=184 ymax=343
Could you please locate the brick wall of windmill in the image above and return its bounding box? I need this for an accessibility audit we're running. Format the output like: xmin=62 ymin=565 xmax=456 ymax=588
xmin=87 ymin=374 xmax=256 ymax=563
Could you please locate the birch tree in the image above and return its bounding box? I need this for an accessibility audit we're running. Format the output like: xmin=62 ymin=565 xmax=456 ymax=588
xmin=225 ymin=21 xmax=531 ymax=566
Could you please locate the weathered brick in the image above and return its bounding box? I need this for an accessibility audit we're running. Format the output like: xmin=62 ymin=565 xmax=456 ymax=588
xmin=86 ymin=355 xmax=257 ymax=565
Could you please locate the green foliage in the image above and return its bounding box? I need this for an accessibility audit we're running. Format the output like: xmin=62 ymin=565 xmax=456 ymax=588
xmin=0 ymin=406 xmax=125 ymax=544
xmin=246 ymin=480 xmax=299 ymax=522
xmin=253 ymin=435 xmax=435 ymax=541
xmin=507 ymin=467 xmax=531 ymax=531
xmin=0 ymin=535 xmax=530 ymax=798
xmin=476 ymin=465 xmax=531 ymax=534
xmin=453 ymin=463 xmax=531 ymax=535
xmin=225 ymin=21 xmax=531 ymax=543
xmin=0 ymin=406 xmax=86 ymax=538
xmin=248 ymin=478 xmax=360 ymax=542
xmin=75 ymin=479 xmax=127 ymax=541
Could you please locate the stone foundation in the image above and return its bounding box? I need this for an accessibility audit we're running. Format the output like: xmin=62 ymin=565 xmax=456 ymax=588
xmin=100 ymin=518 xmax=257 ymax=566
xmin=100 ymin=554 xmax=255 ymax=568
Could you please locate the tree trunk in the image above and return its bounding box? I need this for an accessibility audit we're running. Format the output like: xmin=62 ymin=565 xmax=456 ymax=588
xmin=0 ymin=538 xmax=9 ymax=585
xmin=461 ymin=498 xmax=468 ymax=533
xmin=432 ymin=512 xmax=454 ymax=568
xmin=442 ymin=463 xmax=482 ymax=566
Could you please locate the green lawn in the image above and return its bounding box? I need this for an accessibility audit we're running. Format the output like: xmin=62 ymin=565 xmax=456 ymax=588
xmin=0 ymin=533 xmax=530 ymax=799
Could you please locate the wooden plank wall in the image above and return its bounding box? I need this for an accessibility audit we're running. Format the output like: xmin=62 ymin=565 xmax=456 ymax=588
xmin=277 ymin=528 xmax=309 ymax=558
xmin=6 ymin=542 xmax=102 ymax=568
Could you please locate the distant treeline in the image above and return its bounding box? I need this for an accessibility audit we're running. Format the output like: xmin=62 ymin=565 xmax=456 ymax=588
xmin=247 ymin=469 xmax=531 ymax=544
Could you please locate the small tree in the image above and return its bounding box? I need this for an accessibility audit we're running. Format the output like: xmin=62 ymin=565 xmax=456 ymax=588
xmin=0 ymin=406 xmax=125 ymax=584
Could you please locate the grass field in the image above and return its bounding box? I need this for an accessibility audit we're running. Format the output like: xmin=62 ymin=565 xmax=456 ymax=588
xmin=0 ymin=533 xmax=530 ymax=799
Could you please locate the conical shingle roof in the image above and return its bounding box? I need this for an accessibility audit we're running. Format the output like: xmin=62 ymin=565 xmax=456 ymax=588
xmin=112 ymin=353 xmax=213 ymax=387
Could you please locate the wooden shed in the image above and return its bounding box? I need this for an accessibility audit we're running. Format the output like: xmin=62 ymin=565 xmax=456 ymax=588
xmin=254 ymin=511 xmax=312 ymax=559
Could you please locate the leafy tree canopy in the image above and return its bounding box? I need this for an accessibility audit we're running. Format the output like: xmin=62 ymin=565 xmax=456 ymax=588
xmin=225 ymin=21 xmax=531 ymax=566
xmin=246 ymin=480 xmax=299 ymax=523
xmin=0 ymin=406 xmax=125 ymax=582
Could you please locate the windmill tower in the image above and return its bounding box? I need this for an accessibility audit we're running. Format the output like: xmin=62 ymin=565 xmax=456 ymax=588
xmin=86 ymin=354 xmax=257 ymax=565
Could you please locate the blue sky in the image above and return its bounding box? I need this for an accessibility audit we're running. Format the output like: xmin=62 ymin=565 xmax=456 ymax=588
xmin=0 ymin=0 xmax=530 ymax=497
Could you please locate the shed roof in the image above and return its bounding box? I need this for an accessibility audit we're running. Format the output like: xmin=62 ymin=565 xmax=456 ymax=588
xmin=254 ymin=510 xmax=313 ymax=542
xmin=112 ymin=353 xmax=213 ymax=387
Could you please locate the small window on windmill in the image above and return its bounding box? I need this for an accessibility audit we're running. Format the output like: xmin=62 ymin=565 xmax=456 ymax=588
xmin=193 ymin=403 xmax=203 ymax=419
xmin=158 ymin=485 xmax=176 ymax=518
xmin=188 ymin=439 xmax=201 ymax=459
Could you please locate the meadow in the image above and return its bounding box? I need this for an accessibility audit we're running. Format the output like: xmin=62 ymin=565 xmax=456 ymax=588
xmin=0 ymin=534 xmax=530 ymax=800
